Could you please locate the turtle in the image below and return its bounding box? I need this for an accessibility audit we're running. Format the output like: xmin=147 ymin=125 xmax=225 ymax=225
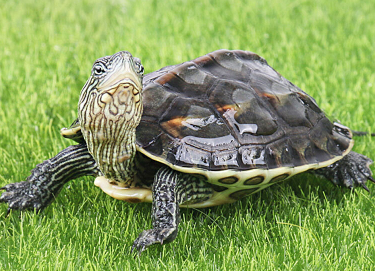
xmin=1 ymin=50 xmax=374 ymax=253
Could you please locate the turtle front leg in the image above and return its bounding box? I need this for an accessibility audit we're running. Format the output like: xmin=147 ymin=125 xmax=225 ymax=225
xmin=0 ymin=144 xmax=99 ymax=212
xmin=313 ymin=151 xmax=374 ymax=191
xmin=131 ymin=167 xmax=213 ymax=254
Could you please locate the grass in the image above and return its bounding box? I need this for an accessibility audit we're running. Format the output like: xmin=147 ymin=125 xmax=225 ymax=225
xmin=0 ymin=0 xmax=375 ymax=269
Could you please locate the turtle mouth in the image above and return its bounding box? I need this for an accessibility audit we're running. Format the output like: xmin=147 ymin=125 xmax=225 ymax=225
xmin=98 ymin=78 xmax=142 ymax=93
xmin=98 ymin=81 xmax=141 ymax=105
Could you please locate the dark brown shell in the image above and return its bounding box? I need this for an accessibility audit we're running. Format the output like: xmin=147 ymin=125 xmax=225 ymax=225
xmin=136 ymin=50 xmax=352 ymax=171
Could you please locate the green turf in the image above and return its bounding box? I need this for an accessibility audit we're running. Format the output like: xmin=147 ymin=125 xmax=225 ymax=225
xmin=1 ymin=0 xmax=375 ymax=269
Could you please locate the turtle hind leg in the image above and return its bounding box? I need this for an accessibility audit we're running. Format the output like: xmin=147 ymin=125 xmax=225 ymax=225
xmin=313 ymin=151 xmax=374 ymax=191
xmin=131 ymin=167 xmax=213 ymax=254
xmin=0 ymin=144 xmax=98 ymax=213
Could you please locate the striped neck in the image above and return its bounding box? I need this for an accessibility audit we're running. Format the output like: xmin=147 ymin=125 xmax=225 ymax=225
xmin=77 ymin=52 xmax=144 ymax=187
xmin=78 ymin=81 xmax=143 ymax=187
xmin=85 ymin=127 xmax=137 ymax=186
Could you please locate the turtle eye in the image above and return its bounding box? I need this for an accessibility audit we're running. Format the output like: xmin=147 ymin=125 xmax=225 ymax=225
xmin=135 ymin=62 xmax=144 ymax=75
xmin=93 ymin=63 xmax=107 ymax=76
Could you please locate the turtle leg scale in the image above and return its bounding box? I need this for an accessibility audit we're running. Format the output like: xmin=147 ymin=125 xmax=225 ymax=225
xmin=314 ymin=151 xmax=374 ymax=190
xmin=131 ymin=167 xmax=213 ymax=254
xmin=0 ymin=144 xmax=98 ymax=213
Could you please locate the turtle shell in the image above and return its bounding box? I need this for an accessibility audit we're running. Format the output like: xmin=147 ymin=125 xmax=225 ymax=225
xmin=134 ymin=50 xmax=353 ymax=205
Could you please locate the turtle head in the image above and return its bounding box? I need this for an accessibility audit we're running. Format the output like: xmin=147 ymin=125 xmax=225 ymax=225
xmin=78 ymin=51 xmax=144 ymax=184
xmin=93 ymin=51 xmax=143 ymax=99
xmin=79 ymin=51 xmax=144 ymax=130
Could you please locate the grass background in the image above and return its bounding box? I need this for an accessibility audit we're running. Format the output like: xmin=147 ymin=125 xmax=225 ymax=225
xmin=0 ymin=0 xmax=375 ymax=270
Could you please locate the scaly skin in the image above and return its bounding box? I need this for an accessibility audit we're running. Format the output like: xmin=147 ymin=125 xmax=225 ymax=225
xmin=131 ymin=167 xmax=213 ymax=254
xmin=314 ymin=151 xmax=375 ymax=191
xmin=0 ymin=144 xmax=98 ymax=213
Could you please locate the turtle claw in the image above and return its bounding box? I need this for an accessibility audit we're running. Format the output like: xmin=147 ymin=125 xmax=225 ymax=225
xmin=368 ymin=176 xmax=375 ymax=184
xmin=361 ymin=183 xmax=370 ymax=192
xmin=131 ymin=227 xmax=177 ymax=254
xmin=131 ymin=229 xmax=160 ymax=255
xmin=130 ymin=242 xmax=144 ymax=257
xmin=0 ymin=181 xmax=44 ymax=212
xmin=314 ymin=152 xmax=374 ymax=190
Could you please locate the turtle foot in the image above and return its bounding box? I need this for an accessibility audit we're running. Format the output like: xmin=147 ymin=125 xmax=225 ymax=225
xmin=131 ymin=227 xmax=177 ymax=255
xmin=314 ymin=151 xmax=374 ymax=191
xmin=0 ymin=161 xmax=59 ymax=213
xmin=1 ymin=144 xmax=99 ymax=214
xmin=0 ymin=181 xmax=45 ymax=213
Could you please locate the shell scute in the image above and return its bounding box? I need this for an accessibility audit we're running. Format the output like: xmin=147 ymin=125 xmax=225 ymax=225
xmin=213 ymin=149 xmax=239 ymax=168
xmin=218 ymin=176 xmax=239 ymax=184
xmin=244 ymin=176 xmax=265 ymax=185
xmin=175 ymin=143 xmax=211 ymax=168
xmin=209 ymin=82 xmax=279 ymax=137
xmin=239 ymin=145 xmax=267 ymax=168
xmin=159 ymin=100 xmax=229 ymax=140
xmin=273 ymin=92 xmax=315 ymax=128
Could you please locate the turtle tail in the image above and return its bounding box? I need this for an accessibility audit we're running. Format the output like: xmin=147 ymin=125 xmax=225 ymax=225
xmin=352 ymin=130 xmax=375 ymax=136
